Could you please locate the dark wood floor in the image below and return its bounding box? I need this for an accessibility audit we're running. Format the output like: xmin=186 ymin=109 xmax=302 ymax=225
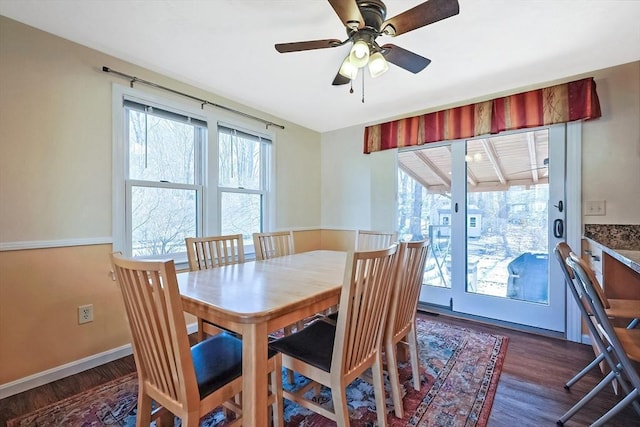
xmin=1 ymin=313 xmax=638 ymax=426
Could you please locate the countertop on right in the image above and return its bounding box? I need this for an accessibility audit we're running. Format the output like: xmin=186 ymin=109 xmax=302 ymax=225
xmin=583 ymin=224 xmax=640 ymax=274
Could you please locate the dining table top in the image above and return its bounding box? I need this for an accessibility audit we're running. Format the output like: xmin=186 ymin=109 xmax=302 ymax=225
xmin=176 ymin=249 xmax=347 ymax=324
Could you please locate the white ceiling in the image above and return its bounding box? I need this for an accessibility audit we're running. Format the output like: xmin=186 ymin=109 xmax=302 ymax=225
xmin=1 ymin=0 xmax=639 ymax=133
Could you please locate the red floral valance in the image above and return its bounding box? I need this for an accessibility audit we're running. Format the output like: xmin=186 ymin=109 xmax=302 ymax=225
xmin=364 ymin=77 xmax=601 ymax=154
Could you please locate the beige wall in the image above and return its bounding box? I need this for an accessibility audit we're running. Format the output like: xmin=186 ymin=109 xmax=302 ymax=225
xmin=320 ymin=61 xmax=640 ymax=229
xmin=582 ymin=62 xmax=640 ymax=224
xmin=0 ymin=17 xmax=322 ymax=384
xmin=0 ymin=245 xmax=126 ymax=381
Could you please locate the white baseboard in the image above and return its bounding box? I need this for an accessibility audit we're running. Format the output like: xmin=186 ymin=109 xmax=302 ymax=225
xmin=0 ymin=344 xmax=132 ymax=400
xmin=0 ymin=322 xmax=198 ymax=400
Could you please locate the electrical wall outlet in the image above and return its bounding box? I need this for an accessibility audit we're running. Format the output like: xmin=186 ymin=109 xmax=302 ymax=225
xmin=78 ymin=304 xmax=94 ymax=324
xmin=585 ymin=200 xmax=606 ymax=216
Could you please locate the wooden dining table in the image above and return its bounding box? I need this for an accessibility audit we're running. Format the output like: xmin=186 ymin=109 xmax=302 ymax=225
xmin=177 ymin=249 xmax=347 ymax=426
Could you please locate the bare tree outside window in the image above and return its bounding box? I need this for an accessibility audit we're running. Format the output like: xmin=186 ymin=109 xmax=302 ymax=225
xmin=218 ymin=127 xmax=269 ymax=247
xmin=397 ymin=167 xmax=548 ymax=298
xmin=126 ymin=105 xmax=203 ymax=257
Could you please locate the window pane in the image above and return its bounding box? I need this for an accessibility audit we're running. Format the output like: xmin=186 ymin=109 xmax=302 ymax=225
xmin=397 ymin=167 xmax=452 ymax=288
xmin=131 ymin=186 xmax=196 ymax=256
xmin=218 ymin=131 xmax=262 ymax=190
xmin=128 ymin=109 xmax=198 ymax=184
xmin=221 ymin=192 xmax=261 ymax=246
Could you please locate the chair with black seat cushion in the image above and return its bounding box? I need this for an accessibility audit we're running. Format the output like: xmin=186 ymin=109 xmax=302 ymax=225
xmin=384 ymin=239 xmax=429 ymax=418
xmin=185 ymin=234 xmax=245 ymax=341
xmin=269 ymin=245 xmax=399 ymax=427
xmin=110 ymin=252 xmax=282 ymax=427
xmin=559 ymin=253 xmax=640 ymax=426
xmin=323 ymin=240 xmax=429 ymax=417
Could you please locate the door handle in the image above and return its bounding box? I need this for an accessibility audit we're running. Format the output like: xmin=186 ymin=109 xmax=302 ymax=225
xmin=553 ymin=219 xmax=564 ymax=238
xmin=554 ymin=200 xmax=563 ymax=212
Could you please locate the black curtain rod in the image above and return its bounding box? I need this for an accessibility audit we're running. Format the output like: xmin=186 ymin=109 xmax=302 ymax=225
xmin=102 ymin=66 xmax=285 ymax=130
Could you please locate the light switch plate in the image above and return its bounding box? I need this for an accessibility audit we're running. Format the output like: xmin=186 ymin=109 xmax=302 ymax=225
xmin=585 ymin=200 xmax=606 ymax=216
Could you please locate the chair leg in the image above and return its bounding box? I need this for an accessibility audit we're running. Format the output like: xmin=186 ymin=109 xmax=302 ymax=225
xmin=385 ymin=339 xmax=404 ymax=418
xmin=270 ymin=355 xmax=284 ymax=427
xmin=558 ymin=369 xmax=618 ymax=425
xmin=156 ymin=409 xmax=175 ymax=427
xmin=372 ymin=355 xmax=389 ymax=427
xmin=136 ymin=393 xmax=153 ymax=427
xmin=197 ymin=318 xmax=205 ymax=342
xmin=283 ymin=325 xmax=295 ymax=384
xmin=408 ymin=325 xmax=421 ymax=391
xmin=565 ymin=350 xmax=607 ymax=390
xmin=182 ymin=412 xmax=200 ymax=427
xmin=331 ymin=385 xmax=351 ymax=427
xmin=591 ymin=388 xmax=640 ymax=427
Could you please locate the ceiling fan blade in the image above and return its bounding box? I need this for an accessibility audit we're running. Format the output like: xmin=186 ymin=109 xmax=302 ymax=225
xmin=382 ymin=0 xmax=459 ymax=37
xmin=332 ymin=71 xmax=351 ymax=86
xmin=275 ymin=39 xmax=342 ymax=53
xmin=328 ymin=0 xmax=364 ymax=30
xmin=381 ymin=44 xmax=431 ymax=73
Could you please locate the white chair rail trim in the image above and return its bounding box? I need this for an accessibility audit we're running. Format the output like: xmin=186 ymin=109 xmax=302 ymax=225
xmin=0 ymin=237 xmax=113 ymax=252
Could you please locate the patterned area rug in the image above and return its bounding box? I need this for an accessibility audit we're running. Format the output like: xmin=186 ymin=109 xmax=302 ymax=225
xmin=8 ymin=317 xmax=508 ymax=427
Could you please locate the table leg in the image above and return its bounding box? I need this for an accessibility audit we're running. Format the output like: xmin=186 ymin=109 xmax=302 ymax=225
xmin=242 ymin=321 xmax=269 ymax=427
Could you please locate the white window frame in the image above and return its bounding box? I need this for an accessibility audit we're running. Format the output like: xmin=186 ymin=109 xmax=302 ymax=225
xmin=112 ymin=83 xmax=274 ymax=262
xmin=215 ymin=122 xmax=273 ymax=255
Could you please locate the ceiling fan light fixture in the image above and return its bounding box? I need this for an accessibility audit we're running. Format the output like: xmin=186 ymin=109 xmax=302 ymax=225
xmin=381 ymin=24 xmax=396 ymax=36
xmin=349 ymin=39 xmax=370 ymax=68
xmin=368 ymin=51 xmax=388 ymax=78
xmin=338 ymin=56 xmax=358 ymax=80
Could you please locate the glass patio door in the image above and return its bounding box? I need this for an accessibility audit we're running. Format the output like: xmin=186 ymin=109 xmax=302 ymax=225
xmin=399 ymin=126 xmax=566 ymax=332
xmin=452 ymin=127 xmax=566 ymax=332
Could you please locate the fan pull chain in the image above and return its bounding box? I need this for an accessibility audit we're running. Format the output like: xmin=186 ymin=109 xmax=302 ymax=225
xmin=349 ymin=79 xmax=354 ymax=94
xmin=362 ymin=72 xmax=365 ymax=103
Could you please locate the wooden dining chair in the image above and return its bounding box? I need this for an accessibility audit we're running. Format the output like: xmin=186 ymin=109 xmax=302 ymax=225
xmin=185 ymin=234 xmax=245 ymax=341
xmin=269 ymin=245 xmax=399 ymax=427
xmin=253 ymin=230 xmax=295 ymax=260
xmin=355 ymin=229 xmax=398 ymax=250
xmin=110 ymin=253 xmax=283 ymax=427
xmin=384 ymin=239 xmax=429 ymax=418
xmin=252 ymin=230 xmax=300 ymax=383
xmin=561 ymin=254 xmax=640 ymax=426
xmin=185 ymin=233 xmax=245 ymax=271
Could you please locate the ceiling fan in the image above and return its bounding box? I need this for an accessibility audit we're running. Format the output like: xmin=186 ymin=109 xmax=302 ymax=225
xmin=275 ymin=0 xmax=460 ymax=85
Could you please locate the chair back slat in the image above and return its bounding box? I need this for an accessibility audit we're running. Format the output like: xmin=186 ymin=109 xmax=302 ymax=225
xmin=387 ymin=240 xmax=430 ymax=341
xmin=334 ymin=245 xmax=398 ymax=378
xmin=253 ymin=231 xmax=295 ymax=260
xmin=355 ymin=230 xmax=398 ymax=251
xmin=110 ymin=253 xmax=198 ymax=409
xmin=186 ymin=234 xmax=245 ymax=271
